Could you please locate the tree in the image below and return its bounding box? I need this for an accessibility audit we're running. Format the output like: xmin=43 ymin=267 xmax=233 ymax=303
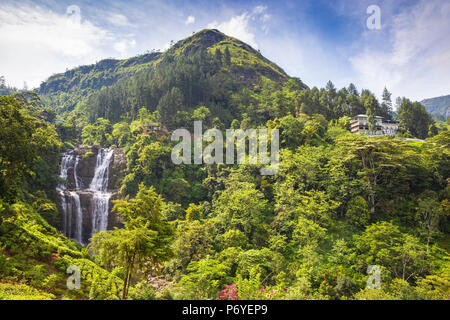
xmin=178 ymin=255 xmax=230 ymax=299
xmin=89 ymin=184 xmax=174 ymax=299
xmin=81 ymin=118 xmax=112 ymax=147
xmin=415 ymin=191 xmax=443 ymax=249
xmin=0 ymin=94 xmax=60 ymax=201
xmin=157 ymin=87 xmax=184 ymax=130
xmin=213 ymin=181 xmax=268 ymax=246
xmin=366 ymin=105 xmax=377 ymax=134
xmin=348 ymin=83 xmax=358 ymax=96
xmin=295 ymin=190 xmax=339 ymax=227
xmin=355 ymin=222 xmax=432 ymax=281
xmin=325 ymin=81 xmax=336 ymax=95
xmin=428 ymin=123 xmax=439 ymax=137
xmin=424 ymin=130 xmax=450 ymax=186
xmin=185 ymin=203 xmax=203 ymax=221
xmin=292 ymin=216 xmax=326 ymax=248
xmin=214 ymin=49 xmax=223 ymax=67
xmin=381 ymin=87 xmax=393 ymax=120
xmin=397 ymin=99 xmax=433 ymax=139
xmin=336 ymin=135 xmax=419 ymax=214
xmin=174 ymin=220 xmax=215 ymax=269
xmin=224 ymin=47 xmax=231 ymax=65
xmin=112 ymin=122 xmax=131 ymax=147
xmin=278 ymin=115 xmax=304 ymax=149
xmin=191 ymin=106 xmax=211 ymax=123
xmin=346 ymin=195 xmax=370 ymax=227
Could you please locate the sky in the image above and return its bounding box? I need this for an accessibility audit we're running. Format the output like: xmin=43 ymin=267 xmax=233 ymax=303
xmin=0 ymin=0 xmax=449 ymax=102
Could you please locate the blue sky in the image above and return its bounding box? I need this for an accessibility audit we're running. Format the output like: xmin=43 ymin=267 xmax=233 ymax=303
xmin=1 ymin=0 xmax=449 ymax=102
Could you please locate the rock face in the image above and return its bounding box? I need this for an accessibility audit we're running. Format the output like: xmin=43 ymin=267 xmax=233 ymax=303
xmin=57 ymin=146 xmax=126 ymax=245
xmin=108 ymin=147 xmax=127 ymax=191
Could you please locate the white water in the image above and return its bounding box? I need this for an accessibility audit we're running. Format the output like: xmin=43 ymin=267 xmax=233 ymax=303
xmin=70 ymin=191 xmax=83 ymax=243
xmin=73 ymin=155 xmax=83 ymax=189
xmin=58 ymin=152 xmax=79 ymax=189
xmin=57 ymin=148 xmax=114 ymax=245
xmin=57 ymin=151 xmax=80 ymax=241
xmin=58 ymin=190 xmax=70 ymax=236
xmin=89 ymin=148 xmax=114 ymax=238
xmin=90 ymin=149 xmax=114 ymax=192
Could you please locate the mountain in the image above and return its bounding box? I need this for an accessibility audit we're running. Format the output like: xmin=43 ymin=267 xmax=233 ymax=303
xmin=167 ymin=29 xmax=288 ymax=81
xmin=37 ymin=29 xmax=294 ymax=120
xmin=421 ymin=94 xmax=450 ymax=121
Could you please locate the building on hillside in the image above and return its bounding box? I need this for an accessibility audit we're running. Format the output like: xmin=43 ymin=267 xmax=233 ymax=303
xmin=350 ymin=115 xmax=399 ymax=136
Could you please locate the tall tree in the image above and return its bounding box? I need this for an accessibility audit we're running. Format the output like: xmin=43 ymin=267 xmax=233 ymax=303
xmin=214 ymin=48 xmax=223 ymax=67
xmin=89 ymin=184 xmax=174 ymax=299
xmin=381 ymin=87 xmax=393 ymax=120
xmin=224 ymin=47 xmax=231 ymax=65
xmin=397 ymin=98 xmax=433 ymax=139
xmin=336 ymin=135 xmax=419 ymax=214
xmin=348 ymin=83 xmax=359 ymax=96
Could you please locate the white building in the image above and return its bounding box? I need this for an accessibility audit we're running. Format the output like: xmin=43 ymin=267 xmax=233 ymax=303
xmin=350 ymin=115 xmax=399 ymax=136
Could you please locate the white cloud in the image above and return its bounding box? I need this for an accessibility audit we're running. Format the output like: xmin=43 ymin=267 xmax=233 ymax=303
xmin=349 ymin=0 xmax=450 ymax=101
xmin=114 ymin=39 xmax=137 ymax=56
xmin=0 ymin=3 xmax=115 ymax=88
xmin=207 ymin=5 xmax=271 ymax=49
xmin=185 ymin=15 xmax=195 ymax=25
xmin=261 ymin=13 xmax=270 ymax=23
xmin=106 ymin=13 xmax=134 ymax=27
xmin=208 ymin=13 xmax=258 ymax=48
xmin=253 ymin=5 xmax=267 ymax=15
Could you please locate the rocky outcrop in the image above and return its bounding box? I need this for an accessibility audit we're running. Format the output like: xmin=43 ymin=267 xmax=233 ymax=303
xmin=108 ymin=147 xmax=127 ymax=191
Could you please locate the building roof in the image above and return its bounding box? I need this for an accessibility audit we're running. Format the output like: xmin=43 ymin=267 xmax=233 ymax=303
xmin=353 ymin=114 xmax=383 ymax=118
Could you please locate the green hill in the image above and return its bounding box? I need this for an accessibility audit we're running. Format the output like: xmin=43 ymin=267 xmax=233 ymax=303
xmin=421 ymin=95 xmax=450 ymax=121
xmin=37 ymin=29 xmax=293 ymax=123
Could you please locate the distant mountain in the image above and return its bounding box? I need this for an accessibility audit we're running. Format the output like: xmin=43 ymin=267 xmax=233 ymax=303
xmin=421 ymin=95 xmax=450 ymax=121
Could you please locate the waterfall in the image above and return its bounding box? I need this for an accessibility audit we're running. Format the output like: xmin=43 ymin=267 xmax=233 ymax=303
xmin=90 ymin=149 xmax=114 ymax=192
xmin=91 ymin=192 xmax=111 ymax=236
xmin=58 ymin=151 xmax=77 ymax=189
xmin=89 ymin=148 xmax=114 ymax=238
xmin=58 ymin=190 xmax=70 ymax=237
xmin=73 ymin=155 xmax=83 ymax=189
xmin=57 ymin=151 xmax=80 ymax=241
xmin=57 ymin=147 xmax=114 ymax=245
xmin=70 ymin=191 xmax=83 ymax=243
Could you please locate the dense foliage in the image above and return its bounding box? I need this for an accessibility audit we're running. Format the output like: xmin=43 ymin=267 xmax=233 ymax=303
xmin=1 ymin=29 xmax=449 ymax=300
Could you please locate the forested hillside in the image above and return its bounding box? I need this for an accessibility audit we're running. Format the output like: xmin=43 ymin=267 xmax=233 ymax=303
xmin=1 ymin=29 xmax=449 ymax=300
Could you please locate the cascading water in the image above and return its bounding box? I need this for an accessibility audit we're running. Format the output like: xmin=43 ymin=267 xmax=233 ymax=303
xmin=70 ymin=191 xmax=83 ymax=242
xmin=58 ymin=152 xmax=78 ymax=189
xmin=73 ymin=156 xmax=83 ymax=189
xmin=57 ymin=147 xmax=114 ymax=245
xmin=57 ymin=151 xmax=83 ymax=243
xmin=88 ymin=148 xmax=114 ymax=238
